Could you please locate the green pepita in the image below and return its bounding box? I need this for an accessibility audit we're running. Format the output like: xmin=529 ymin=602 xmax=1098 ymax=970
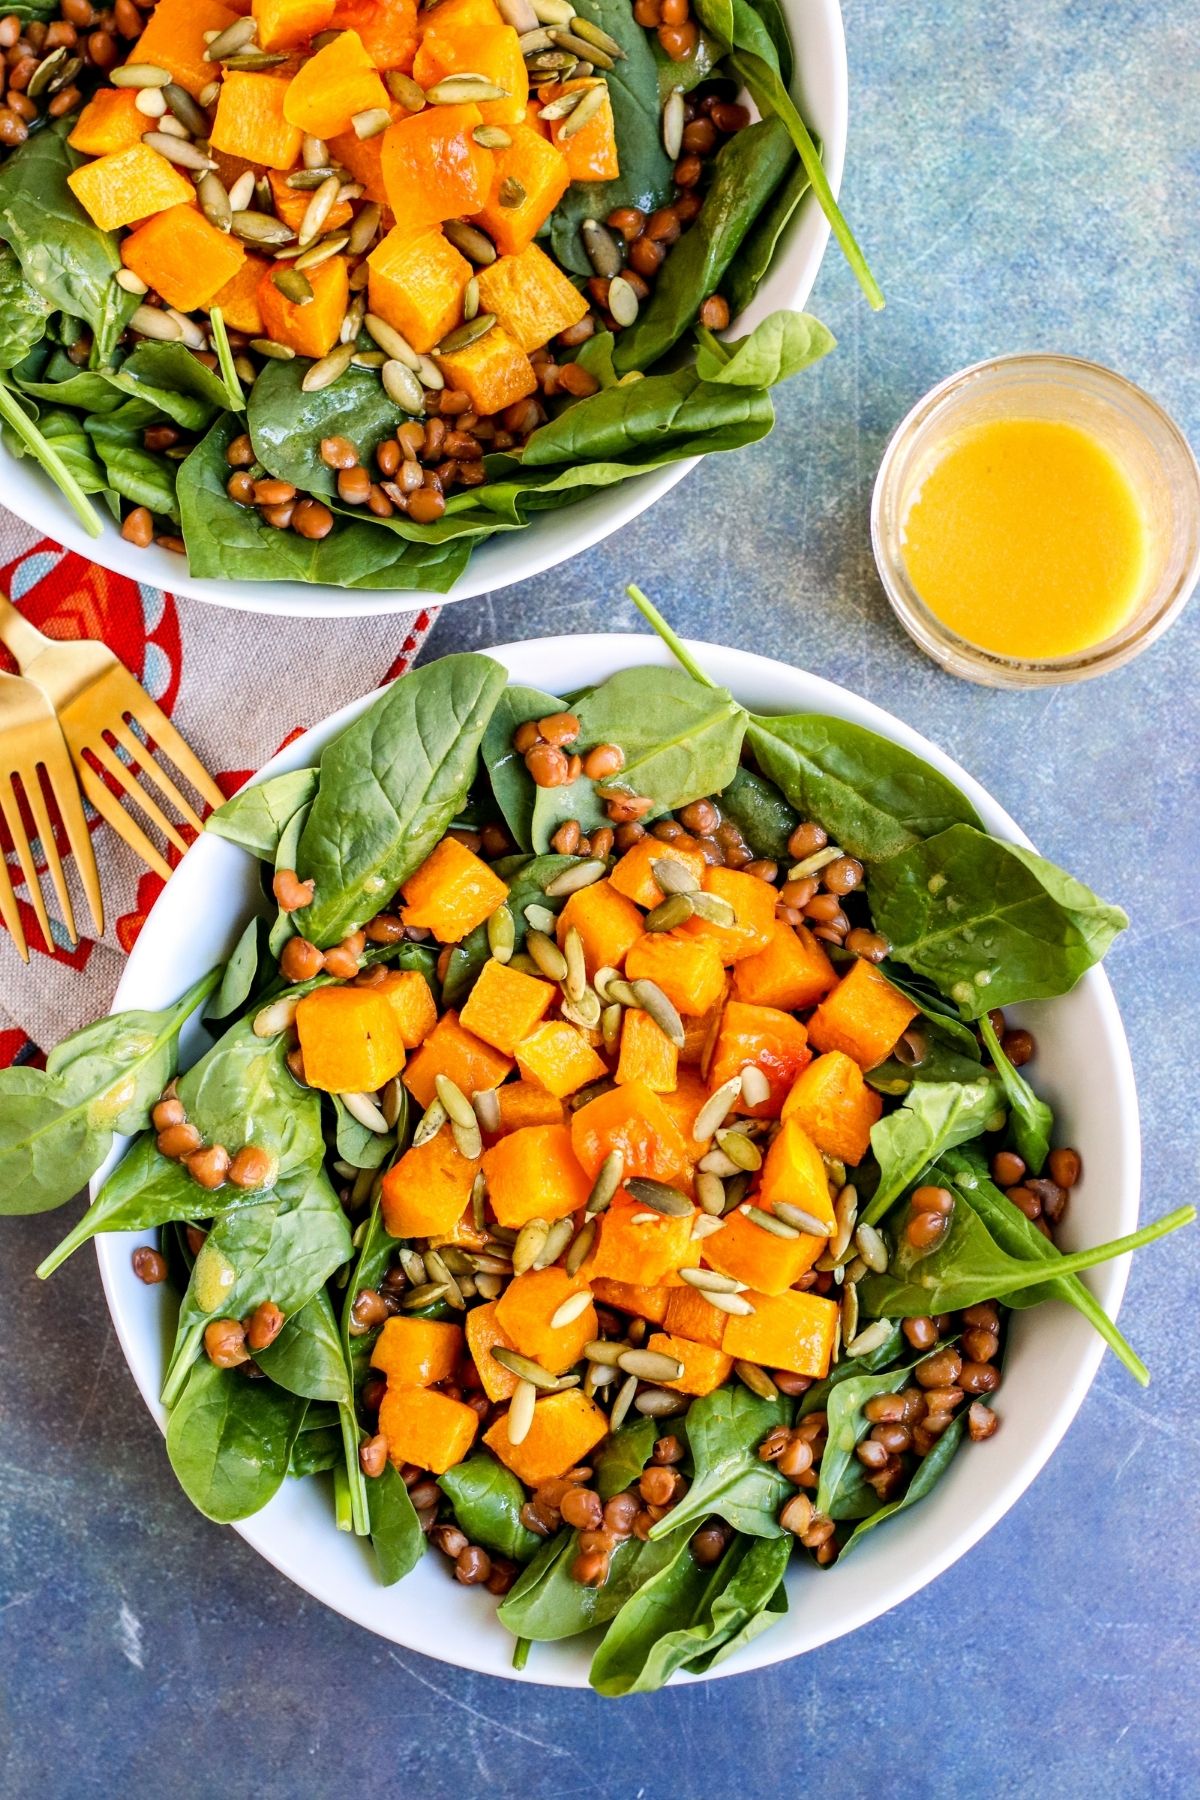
xmin=272 ymin=266 xmax=314 ymax=305
xmin=623 ymin=1177 xmax=692 ymax=1218
xmin=678 ymin=1266 xmax=744 ymax=1295
xmin=401 ymin=1281 xmax=449 ymax=1311
xmin=629 ymin=977 xmax=684 ymax=1048
xmin=735 ymin=1360 xmax=779 ymax=1400
xmin=507 ymin=1378 xmax=537 ymax=1444
xmin=364 ymin=311 xmax=421 ymax=368
xmin=163 ymin=82 xmax=210 ymax=134
xmin=662 ymin=84 xmax=684 ymax=160
xmin=580 ymin=216 xmax=622 ymax=280
xmin=774 ymin=1201 xmax=834 ymax=1238
xmin=385 ymin=69 xmax=426 ymax=108
xmin=436 ymin=312 xmax=497 ymax=354
xmin=556 ymin=76 xmax=608 ymax=136
xmin=443 ymin=218 xmax=498 ymax=264
xmin=203 ymin=15 xmax=257 ymax=60
xmin=548 ymin=26 xmax=614 ymax=69
xmin=232 ymin=210 xmax=295 ymax=247
xmin=426 ymin=74 xmax=511 ymax=104
xmin=562 ymin=923 xmax=587 ymax=1002
xmin=352 ymin=106 xmax=392 ymax=139
xmin=197 ymin=169 xmax=232 ymax=232
xmin=690 ymin=890 xmax=737 ymax=927
xmin=586 ymin=1148 xmax=625 ymax=1216
xmin=651 ymin=855 xmax=700 ymax=896
xmin=526 ymin=929 xmax=568 ymax=981
xmin=743 ymin=1204 xmax=800 ymax=1239
xmin=110 ymin=62 xmax=172 ymax=87
xmin=473 ymin=124 xmax=512 ymax=148
xmin=301 ymin=340 xmax=355 ymax=391
xmin=434 ymin=1073 xmax=477 ymax=1131
xmin=513 ymin=1216 xmax=550 ymax=1275
xmin=381 ymin=358 xmax=425 ymax=413
xmin=463 ymin=274 xmax=480 ymax=320
xmin=412 ymin=1096 xmax=448 ymax=1147
xmin=487 ymin=902 xmax=515 ymax=963
xmin=565 ymin=1217 xmax=596 ymax=1276
xmin=543 ymin=858 xmax=605 ymax=897
xmin=497 ymin=175 xmax=526 ymax=209
xmin=143 ymin=131 xmax=215 ymax=171
xmin=644 ymin=892 xmax=695 ymax=932
xmin=249 ymin=337 xmax=296 ymax=360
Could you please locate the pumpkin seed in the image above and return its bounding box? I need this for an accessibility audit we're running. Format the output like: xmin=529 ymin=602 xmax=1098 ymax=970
xmin=846 ymin=1319 xmax=895 ymax=1359
xmin=352 ymin=106 xmax=391 ymax=139
xmin=695 ymin=1170 xmax=726 ymax=1216
xmin=426 ymin=74 xmax=511 ymax=104
xmin=696 ymin=1147 xmax=737 ymax=1178
xmin=251 ymin=995 xmax=298 ymax=1037
xmin=562 ymin=987 xmax=603 ymax=1031
xmin=111 ymin=62 xmax=172 ymax=87
xmin=565 ymin=1216 xmax=596 ymax=1276
xmin=557 ymin=77 xmax=608 ymax=136
xmin=543 ymin=858 xmax=605 ymax=897
xmin=115 ymin=268 xmax=149 ymax=296
xmin=629 ymin=977 xmax=684 ymax=1047
xmin=399 ymin=1247 xmax=428 ymax=1286
xmin=562 ymin=923 xmax=587 ymax=1002
xmin=714 ymin=1127 xmax=761 ymax=1174
xmin=586 ymin=1148 xmax=625 ymax=1216
xmin=198 ymin=79 xmax=220 ymax=107
xmin=623 ymin=1177 xmax=692 ymax=1218
xmin=690 ymin=890 xmax=737 ymax=928
xmin=385 ymin=69 xmax=426 ymax=109
xmin=437 ymin=312 xmax=497 ymax=354
xmin=470 ymin=1090 xmax=499 ymax=1142
xmin=617 ymin=1346 xmax=683 ymax=1383
xmin=679 ymin=1266 xmax=744 ymax=1295
xmin=299 ymin=174 xmax=340 ymax=245
xmin=739 ymin=1064 xmax=772 ymax=1109
xmin=474 ymin=1271 xmax=502 ymax=1300
xmin=583 ymin=1339 xmax=625 ymax=1367
xmin=507 ymin=1377 xmax=537 ymax=1444
xmin=535 ymin=1216 xmax=574 ymax=1269
xmin=143 ymin=131 xmax=215 ymax=170
xmin=381 ymin=358 xmax=425 ymax=413
xmin=705 ymin=1289 xmax=757 ymax=1317
xmin=592 ymin=964 xmax=621 ymax=1001
xmin=226 ymin=171 xmax=256 ymax=212
xmin=451 ymin=1117 xmax=482 ymax=1160
xmin=691 ymin=1214 xmax=725 ymax=1241
xmin=442 ymin=218 xmax=497 ymax=264
xmin=568 ymin=13 xmax=624 ymax=57
xmin=134 ymin=86 xmax=167 ymax=117
xmin=253 ymin=174 xmax=272 ymax=209
xmin=294 ymin=231 xmax=350 ymax=272
xmin=570 ymin=1076 xmax=615 ymax=1112
xmin=272 ymin=266 xmax=313 ymax=305
xmin=662 ymin=84 xmax=685 ymax=160
xmin=743 ymin=1204 xmax=801 ymax=1240
xmin=609 ymin=1372 xmax=637 ymax=1429
xmin=634 ymin=1387 xmax=687 ymax=1418
xmin=532 ymin=0 xmax=575 ymax=21
xmin=549 ymin=26 xmax=614 ymax=69
xmin=417 ymin=353 xmax=445 ymax=389
xmin=197 ymin=169 xmax=232 ymax=232
xmin=772 ymin=1201 xmax=833 ymax=1238
xmin=692 ymin=1076 xmax=742 ymax=1143
xmin=221 ymin=51 xmax=287 ymax=70
xmin=524 ymin=903 xmax=557 ymax=936
xmin=250 ymin=337 xmax=296 ymax=359
xmin=339 ymin=1089 xmax=390 ymax=1133
xmin=286 ymin=165 xmax=341 ymax=189
xmin=841 ymin=1281 xmax=859 ymax=1345
xmin=526 ymin=928 xmax=568 ymax=981
xmin=486 ymin=902 xmax=515 ymax=963
xmin=378 ymin=1075 xmax=404 ymax=1129
xmin=473 ymin=124 xmax=512 ymax=148
xmin=489 ymin=1346 xmax=560 ymax=1392
xmin=129 ymin=305 xmax=183 ymax=342
xmin=513 ymin=1216 xmax=550 ymax=1275
xmin=401 ymin=1281 xmax=449 ymax=1311
xmin=518 ymin=25 xmax=554 ymax=52
xmin=602 ymin=976 xmax=639 ymax=1008
xmin=496 ymin=0 xmax=538 ymax=27
xmin=425 ymin=1249 xmax=465 ymax=1310
xmin=789 ymin=845 xmax=844 ymax=880
xmin=550 ymin=1289 xmax=594 ymax=1330
xmin=584 ymin=1360 xmax=616 ymax=1396
xmin=580 ymin=216 xmax=622 ymax=279
xmin=735 ymin=1359 xmax=779 ymax=1400
xmin=301 ymin=341 xmax=355 ymax=391
xmin=344 ymin=201 xmax=381 ymax=257
xmin=831 ymin=1185 xmax=859 ymax=1262
xmin=497 ymin=175 xmax=526 ymax=209
xmin=471 ymin=1252 xmax=512 ymax=1279
xmin=163 ymin=82 xmax=210 ymax=134
xmin=854 ymin=1221 xmax=889 ymax=1273
xmin=644 ymin=892 xmax=694 ymax=932
xmin=363 ymin=311 xmax=420 ymax=369
xmin=232 ymin=210 xmax=295 ymax=247
xmin=650 ymin=855 xmax=700 ymax=897
xmin=843 ymin=1255 xmax=868 ymax=1285
xmin=601 ymin=1002 xmax=621 ymax=1051
xmin=203 ymin=15 xmax=257 ymax=60
xmin=463 ymin=274 xmax=480 ymax=320
xmin=155 ymin=114 xmax=190 ymax=139
xmin=432 ymin=1073 xmax=475 ymax=1132
xmin=537 ymin=84 xmax=588 ymax=121
xmin=302 ymin=133 xmax=330 ymax=168
xmin=525 ymin=49 xmax=576 ymax=74
xmin=413 ymin=1096 xmax=448 ymax=1147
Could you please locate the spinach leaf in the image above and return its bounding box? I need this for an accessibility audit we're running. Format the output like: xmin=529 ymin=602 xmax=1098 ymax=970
xmin=498 ymin=1523 xmax=689 ymax=1641
xmin=725 ymin=155 xmax=814 ymax=319
xmin=0 ymin=378 xmax=103 ymax=537
xmin=19 ymin=359 xmax=125 ymax=413
xmin=869 ymin=825 xmax=1128 ymax=1016
xmin=481 ymin=683 xmax=563 ymax=851
xmin=267 ymin=797 xmax=310 ymax=958
xmin=249 ymin=359 xmax=410 ymax=499
xmin=166 ymin=1358 xmax=308 ymax=1524
xmin=205 ymin=916 xmax=269 ymax=1024
xmin=206 ymin=767 xmax=319 ymax=862
xmin=613 ymin=119 xmax=794 ymax=373
xmin=289 ymin=1421 xmax=343 ymax=1476
xmin=86 ymin=399 xmax=180 ymax=521
xmin=650 ymin=1386 xmax=791 ymax=1539
xmin=0 ymin=243 xmax=51 ymax=370
xmin=256 ymin=1289 xmax=352 ymax=1405
xmin=4 ymin=968 xmax=217 ymax=1225
xmin=339 ymin=1170 xmax=405 ymax=1385
xmin=593 ymin=1417 xmax=658 ymax=1499
xmin=367 ymin=1462 xmax=426 ymax=1584
xmin=686 ymin=1541 xmax=789 ymax=1673
xmin=177 ymin=1011 xmax=325 ymax=1180
xmin=866 ymin=966 xmax=985 ymax=1095
xmin=816 ymin=1355 xmax=927 ymax=1520
xmin=21 ymin=405 xmax=110 ymax=495
xmin=439 ymin=1454 xmax=540 ymax=1562
xmin=694 ymin=309 xmax=835 ymax=386
xmin=838 ymin=1415 xmax=968 ymax=1558
xmin=861 ymin=1075 xmax=1003 ymax=1227
xmin=333 ymin=1094 xmax=396 ymax=1170
xmin=745 ymin=0 xmax=792 ymax=85
xmin=717 ymin=764 xmax=798 ymax=860
xmin=549 ymin=0 xmax=674 ymax=275
xmin=0 ymin=119 xmax=137 ymax=363
xmin=295 ymin=652 xmax=508 ymax=947
xmin=979 ymin=1014 xmax=1052 ymax=1175
xmin=521 ymin=364 xmax=775 ymax=466
xmin=110 ymin=342 xmax=230 ymax=431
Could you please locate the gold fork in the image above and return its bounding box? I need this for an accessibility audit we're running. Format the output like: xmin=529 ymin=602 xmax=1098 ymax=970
xmin=0 ymin=669 xmax=102 ymax=960
xmin=0 ymin=594 xmax=223 ymax=881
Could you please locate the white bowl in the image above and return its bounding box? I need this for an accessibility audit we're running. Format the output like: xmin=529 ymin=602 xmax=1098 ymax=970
xmin=94 ymin=634 xmax=1140 ymax=1685
xmin=3 ymin=1 xmax=846 ymax=619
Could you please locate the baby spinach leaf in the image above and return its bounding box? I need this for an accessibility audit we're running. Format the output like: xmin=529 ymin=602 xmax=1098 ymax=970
xmin=4 ymin=968 xmax=218 ymax=1224
xmin=178 ymin=1012 xmax=325 ymax=1180
xmin=861 ymin=1075 xmax=1003 ymax=1227
xmin=0 ymin=377 xmax=103 ymax=537
xmin=613 ymin=119 xmax=795 ymax=373
xmin=521 ymin=365 xmax=775 ymax=467
xmin=816 ymin=1355 xmax=927 ymax=1521
xmin=594 ymin=1417 xmax=659 ymax=1500
xmin=498 ymin=1523 xmax=690 ymax=1641
xmin=725 ymin=153 xmax=814 ymax=319
xmin=86 ymin=399 xmax=180 ymax=521
xmin=367 ymin=1462 xmax=426 ymax=1585
xmin=716 ymin=764 xmax=798 ymax=860
xmin=651 ymin=1386 xmax=791 ymax=1539
xmin=206 ymin=768 xmax=319 ymax=862
xmin=339 ymin=1164 xmax=405 ymax=1385
xmin=166 ymin=1358 xmax=308 ymax=1524
xmin=111 ymin=342 xmax=233 ymax=431
xmin=256 ymin=1289 xmax=352 ymax=1405
xmin=249 ymin=359 xmax=408 ymax=498
xmin=869 ymin=825 xmax=1129 ymax=1016
xmin=694 ymin=310 xmax=835 ymax=387
xmin=24 ymin=405 xmax=109 ymax=495
xmin=744 ymin=714 xmax=981 ymax=864
xmin=205 ymin=917 xmax=269 ymax=1024
xmin=289 ymin=1422 xmax=343 ymax=1476
xmin=481 ymin=683 xmax=563 ymax=851
xmin=295 ymin=652 xmax=508 ymax=947
xmin=744 ymin=0 xmax=793 ymax=85
xmin=979 ymin=1014 xmax=1052 ymax=1175
xmin=838 ymin=1414 xmax=968 ymax=1559
xmin=686 ymin=1541 xmax=789 ymax=1673
xmin=867 ymin=1028 xmax=987 ymax=1098
xmin=332 ymin=1094 xmax=395 ymax=1170
xmin=652 ymin=26 xmax=722 ymax=100
xmin=0 ymin=243 xmax=51 ymax=370
xmin=267 ymin=798 xmax=310 ymax=958
xmin=439 ymin=1455 xmax=540 ymax=1563
xmin=18 ymin=356 xmax=125 ymax=413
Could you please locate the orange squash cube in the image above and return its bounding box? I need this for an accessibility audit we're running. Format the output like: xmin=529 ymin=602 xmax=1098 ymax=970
xmin=330 ymin=0 xmax=418 ymax=69
xmin=474 ymin=242 xmax=588 ymax=353
xmin=328 ymin=122 xmax=391 ymax=203
xmin=701 ymin=1212 xmax=826 ymax=1297
xmin=732 ymin=920 xmax=838 ymax=1012
xmin=658 ymin=1066 xmax=717 ymax=1156
xmin=370 ymin=1316 xmax=462 ymax=1387
xmin=253 ymin=0 xmax=335 ymax=52
xmin=68 ymin=88 xmax=149 ymax=157
xmin=647 ymin=1331 xmax=732 ymax=1397
xmin=367 ymin=223 xmax=469 ymax=355
xmin=663 ymin=1285 xmax=727 ymax=1350
xmin=523 ymin=97 xmax=548 ymax=137
xmin=609 ymin=835 xmax=707 ymax=910
xmin=211 ymin=72 xmax=303 ymax=169
xmin=381 ymin=1125 xmax=481 ymax=1237
xmin=808 ymin=959 xmax=921 ymax=1069
xmin=284 ymin=28 xmax=391 ymax=137
xmin=721 ymin=1289 xmax=839 ymax=1380
xmin=268 ymin=169 xmax=353 ymax=237
xmin=680 ymin=867 xmax=775 ymax=965
xmin=554 ymin=877 xmax=644 ymax=977
xmin=294 ymin=983 xmax=405 ymax=1092
xmin=427 ymin=1204 xmax=488 ymax=1253
xmin=458 ymin=957 xmax=554 ymax=1056
xmin=543 ymin=77 xmax=618 ymax=180
xmin=400 ymin=836 xmax=509 ymax=943
xmin=382 ymin=103 xmax=493 ymax=229
xmin=590 ymin=1277 xmax=670 ymax=1324
xmin=514 ymin=1020 xmax=607 ymax=1098
xmin=434 ymin=323 xmax=535 ymax=415
xmin=121 ymin=204 xmax=246 ymax=312
xmin=679 ymin=986 xmax=727 ymax=1073
xmin=257 ymin=253 xmax=349 ymax=358
xmin=570 ymin=1080 xmax=692 ymax=1185
xmin=472 ymin=124 xmax=569 ymax=256
xmin=380 ymin=1384 xmax=477 ymax=1473
xmin=133 ymin=0 xmax=238 ymax=97
xmin=758 ymin=1116 xmax=833 ymax=1216
xmin=781 ymin=1050 xmax=883 ymax=1166
xmin=497 ymin=1078 xmax=566 ymax=1132
xmin=484 ymin=1388 xmax=607 ymax=1485
xmin=495 ymin=1267 xmax=596 ymax=1374
xmin=376 ymin=968 xmax=438 ymax=1049
xmin=708 ymin=1000 xmax=811 ymax=1118
xmin=413 ymin=17 xmax=528 ymax=127
xmin=205 ymin=253 xmax=268 ymax=335
xmin=616 ymin=1007 xmax=678 ymax=1094
xmin=625 ymin=932 xmax=726 ymax=1019
xmin=402 ymin=1010 xmax=514 ymax=1109
xmin=481 ymin=1121 xmax=591 ymax=1228
xmin=465 ymin=1299 xmax=519 ymax=1401
xmin=67 ymin=142 xmax=193 ymax=232
xmin=581 ymin=1196 xmax=697 ymax=1288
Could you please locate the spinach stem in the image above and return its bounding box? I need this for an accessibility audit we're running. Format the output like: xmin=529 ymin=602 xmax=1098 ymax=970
xmin=338 ymin=1401 xmax=370 ymax=1536
xmin=334 ymin=1463 xmax=353 ymax=1532
xmin=511 ymin=1636 xmax=531 ymax=1672
xmin=208 ymin=308 xmax=245 ymax=414
xmin=625 ymin=585 xmax=715 ymax=688
xmin=0 ymin=377 xmax=102 ymax=538
xmin=1020 ymin=1205 xmax=1196 ymax=1285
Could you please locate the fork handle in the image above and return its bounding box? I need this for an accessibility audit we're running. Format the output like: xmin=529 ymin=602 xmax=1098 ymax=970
xmin=0 ymin=593 xmax=50 ymax=670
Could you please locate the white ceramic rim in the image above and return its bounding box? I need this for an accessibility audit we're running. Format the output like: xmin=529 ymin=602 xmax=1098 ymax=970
xmin=93 ymin=635 xmax=1141 ymax=1685
xmin=4 ymin=0 xmax=847 ymax=618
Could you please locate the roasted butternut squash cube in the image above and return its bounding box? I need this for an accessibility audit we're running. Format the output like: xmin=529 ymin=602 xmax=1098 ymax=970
xmin=609 ymin=835 xmax=708 ymax=910
xmin=367 ymin=223 xmax=470 ymax=355
xmin=413 ymin=16 xmax=527 ymax=127
xmin=122 ymin=204 xmax=246 ymax=312
xmin=284 ymin=27 xmax=391 ymax=138
xmin=257 ymin=253 xmax=349 ymax=358
xmin=205 ymin=253 xmax=268 ymax=335
xmin=400 ymin=836 xmax=509 ymax=943
xmin=523 ymin=97 xmax=548 ymax=138
xmin=133 ymin=0 xmax=238 ymax=98
xmin=472 ymin=123 xmax=569 ymax=256
xmin=701 ymin=1211 xmax=825 ymax=1298
xmin=680 ymin=866 xmax=776 ymax=964
xmin=657 ymin=1065 xmax=717 ymax=1155
xmin=402 ymin=1010 xmax=514 ymax=1110
xmin=434 ymin=322 xmax=535 ymax=415
xmin=67 ymin=142 xmax=193 ymax=232
xmin=459 ymin=957 xmax=554 ymax=1056
xmin=554 ymin=877 xmax=644 ymax=976
xmin=781 ymin=1050 xmax=882 ymax=1166
xmin=371 ymin=1316 xmax=462 ymax=1387
xmin=495 ymin=1267 xmax=596 ymax=1374
xmin=330 ymin=0 xmax=417 ymax=69
xmin=679 ymin=985 xmax=727 ymax=1073
xmin=68 ymin=88 xmax=148 ymax=157
xmin=732 ymin=919 xmax=838 ymax=1012
xmin=380 ymin=1123 xmax=480 ymax=1237
xmin=615 ymin=1007 xmax=678 ymax=1094
xmin=497 ymin=1078 xmax=566 ymax=1132
xmin=590 ymin=1277 xmax=670 ymax=1324
xmin=808 ymin=959 xmax=921 ymax=1070
xmin=663 ymin=1285 xmax=727 ymax=1350
xmin=570 ymin=1079 xmax=692 ymax=1184
xmin=294 ymin=982 xmax=405 ymax=1092
xmin=721 ymin=1289 xmax=839 ymax=1380
xmin=514 ymin=1019 xmax=607 ymax=1098
xmin=329 ymin=121 xmax=392 ymax=203
xmin=465 ymin=1299 xmax=520 ymax=1401
xmin=625 ymin=932 xmax=726 ymax=1019
xmin=543 ymin=77 xmax=618 ymax=180
xmin=581 ymin=1196 xmax=697 ymax=1288
xmin=253 ymin=0 xmax=335 ymax=52
xmin=481 ymin=1121 xmax=591 ymax=1227
xmin=211 ymin=72 xmax=303 ymax=169
xmin=376 ymin=968 xmax=438 ymax=1049
xmin=483 ymin=1388 xmax=607 ymax=1485
xmin=380 ymin=1383 xmax=477 ymax=1473
xmin=426 ymin=1204 xmax=488 ymax=1252
xmin=646 ymin=1331 xmax=732 ymax=1397
xmin=708 ymin=999 xmax=811 ymax=1118
xmin=268 ymin=169 xmax=353 ymax=236
xmin=474 ymin=241 xmax=588 ymax=352
xmin=758 ymin=1116 xmax=834 ymax=1219
xmin=382 ymin=102 xmax=493 ymax=229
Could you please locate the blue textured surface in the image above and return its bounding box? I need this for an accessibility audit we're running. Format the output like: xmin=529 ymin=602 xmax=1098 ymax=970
xmin=3 ymin=2 xmax=1199 ymax=1793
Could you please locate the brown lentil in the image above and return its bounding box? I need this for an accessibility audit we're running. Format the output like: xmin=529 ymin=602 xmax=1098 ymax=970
xmin=204 ymin=1317 xmax=249 ymax=1368
xmin=280 ymin=936 xmax=324 ymax=982
xmin=157 ymin=1120 xmax=202 ymax=1159
xmin=131 ymin=1245 xmax=168 ymax=1283
xmin=245 ymin=1300 xmax=286 ymax=1351
xmin=185 ymin=1143 xmax=230 ymax=1190
xmin=991 ymin=1149 xmax=1026 ymax=1188
xmin=1003 ymin=1027 xmax=1035 ymax=1066
xmin=1048 ymin=1147 xmax=1082 ymax=1188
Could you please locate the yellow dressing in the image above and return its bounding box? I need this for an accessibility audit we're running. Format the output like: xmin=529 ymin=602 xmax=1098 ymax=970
xmin=899 ymin=417 xmax=1150 ymax=659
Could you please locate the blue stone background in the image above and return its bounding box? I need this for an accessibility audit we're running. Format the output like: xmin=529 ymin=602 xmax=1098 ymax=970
xmin=3 ymin=1 xmax=1198 ymax=1793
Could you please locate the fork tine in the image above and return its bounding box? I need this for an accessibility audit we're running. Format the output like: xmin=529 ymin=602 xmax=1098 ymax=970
xmin=109 ymin=717 xmax=204 ymax=833
xmin=37 ymin=741 xmax=103 ymax=938
xmin=0 ymin=774 xmax=57 ymax=951
xmin=85 ymin=737 xmax=189 ymax=855
xmin=0 ymin=841 xmax=28 ymax=960
xmin=76 ymin=761 xmax=171 ymax=880
xmin=22 ymin=766 xmax=77 ymax=945
xmin=121 ymin=696 xmax=224 ymax=812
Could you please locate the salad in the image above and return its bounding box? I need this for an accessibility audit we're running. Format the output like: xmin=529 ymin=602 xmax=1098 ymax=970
xmin=0 ymin=0 xmax=875 ymax=589
xmin=5 ymin=593 xmax=1190 ymax=1694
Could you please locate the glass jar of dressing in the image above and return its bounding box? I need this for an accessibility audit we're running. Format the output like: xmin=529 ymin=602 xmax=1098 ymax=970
xmin=871 ymin=353 xmax=1200 ymax=686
